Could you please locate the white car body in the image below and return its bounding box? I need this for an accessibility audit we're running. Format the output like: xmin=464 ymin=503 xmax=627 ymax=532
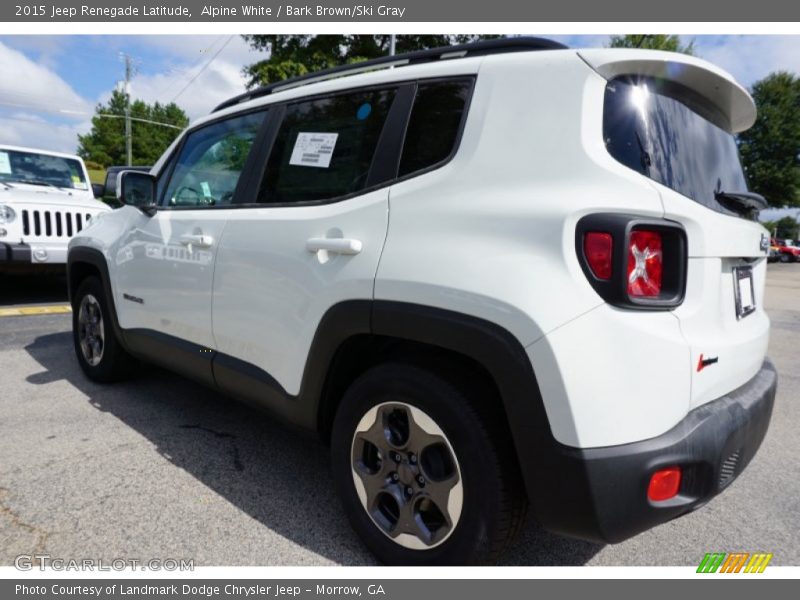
xmin=68 ymin=41 xmax=777 ymax=549
xmin=0 ymin=145 xmax=111 ymax=267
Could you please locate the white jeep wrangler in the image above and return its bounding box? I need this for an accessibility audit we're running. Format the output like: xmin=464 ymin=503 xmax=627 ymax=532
xmin=67 ymin=38 xmax=777 ymax=565
xmin=0 ymin=145 xmax=111 ymax=271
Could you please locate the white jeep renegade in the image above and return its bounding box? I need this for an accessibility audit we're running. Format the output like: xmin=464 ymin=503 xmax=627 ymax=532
xmin=0 ymin=145 xmax=111 ymax=271
xmin=67 ymin=38 xmax=777 ymax=565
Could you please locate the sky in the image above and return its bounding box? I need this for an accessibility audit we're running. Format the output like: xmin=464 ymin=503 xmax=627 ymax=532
xmin=1 ymin=34 xmax=799 ymax=158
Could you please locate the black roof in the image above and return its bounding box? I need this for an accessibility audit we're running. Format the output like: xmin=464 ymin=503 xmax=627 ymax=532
xmin=213 ymin=36 xmax=566 ymax=113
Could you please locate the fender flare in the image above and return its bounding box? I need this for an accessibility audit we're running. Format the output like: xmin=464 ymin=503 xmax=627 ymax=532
xmin=67 ymin=246 xmax=129 ymax=350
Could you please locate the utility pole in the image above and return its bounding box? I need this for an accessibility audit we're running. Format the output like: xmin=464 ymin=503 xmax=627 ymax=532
xmin=120 ymin=53 xmax=135 ymax=165
xmin=389 ymin=34 xmax=396 ymax=56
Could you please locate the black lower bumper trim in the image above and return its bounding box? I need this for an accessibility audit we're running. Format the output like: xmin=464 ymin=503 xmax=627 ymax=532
xmin=535 ymin=359 xmax=777 ymax=543
xmin=0 ymin=242 xmax=31 ymax=263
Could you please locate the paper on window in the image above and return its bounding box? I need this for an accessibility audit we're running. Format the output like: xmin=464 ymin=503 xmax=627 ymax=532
xmin=71 ymin=174 xmax=88 ymax=190
xmin=0 ymin=152 xmax=11 ymax=174
xmin=289 ymin=132 xmax=338 ymax=168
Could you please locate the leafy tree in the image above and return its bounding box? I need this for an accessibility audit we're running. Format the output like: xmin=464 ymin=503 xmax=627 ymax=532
xmin=77 ymin=90 xmax=189 ymax=167
xmin=607 ymin=35 xmax=695 ymax=55
xmin=242 ymin=35 xmax=500 ymax=88
xmin=738 ymin=72 xmax=800 ymax=208
xmin=774 ymin=215 xmax=800 ymax=239
xmin=760 ymin=219 xmax=777 ymax=235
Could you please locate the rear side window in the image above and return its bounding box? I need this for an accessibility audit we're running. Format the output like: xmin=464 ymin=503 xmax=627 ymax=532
xmin=399 ymin=79 xmax=472 ymax=177
xmin=259 ymin=88 xmax=397 ymax=204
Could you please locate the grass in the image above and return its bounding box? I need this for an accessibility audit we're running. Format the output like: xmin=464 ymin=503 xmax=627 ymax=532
xmin=87 ymin=169 xmax=106 ymax=185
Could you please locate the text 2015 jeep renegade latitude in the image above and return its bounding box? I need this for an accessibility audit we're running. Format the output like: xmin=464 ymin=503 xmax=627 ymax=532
xmin=67 ymin=38 xmax=777 ymax=565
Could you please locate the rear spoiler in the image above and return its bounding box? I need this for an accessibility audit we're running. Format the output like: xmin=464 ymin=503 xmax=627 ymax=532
xmin=578 ymin=49 xmax=756 ymax=133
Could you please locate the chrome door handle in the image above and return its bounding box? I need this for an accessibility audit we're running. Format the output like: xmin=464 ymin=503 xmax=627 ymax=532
xmin=180 ymin=234 xmax=214 ymax=249
xmin=306 ymin=237 xmax=362 ymax=255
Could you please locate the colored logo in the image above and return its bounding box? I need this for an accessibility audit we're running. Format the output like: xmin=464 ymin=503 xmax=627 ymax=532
xmin=697 ymin=552 xmax=773 ymax=573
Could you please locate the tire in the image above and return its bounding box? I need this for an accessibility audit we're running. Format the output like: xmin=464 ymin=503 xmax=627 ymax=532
xmin=331 ymin=362 xmax=526 ymax=565
xmin=780 ymin=253 xmax=790 ymax=263
xmin=72 ymin=276 xmax=135 ymax=382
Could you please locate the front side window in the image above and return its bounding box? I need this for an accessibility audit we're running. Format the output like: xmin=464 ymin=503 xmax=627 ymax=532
xmin=399 ymin=79 xmax=472 ymax=177
xmin=0 ymin=148 xmax=88 ymax=192
xmin=162 ymin=110 xmax=267 ymax=207
xmin=258 ymin=87 xmax=397 ymax=204
xmin=603 ymin=77 xmax=749 ymax=217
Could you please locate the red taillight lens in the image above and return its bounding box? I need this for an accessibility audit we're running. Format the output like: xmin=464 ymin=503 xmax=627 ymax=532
xmin=584 ymin=232 xmax=613 ymax=280
xmin=627 ymin=230 xmax=663 ymax=297
xmin=647 ymin=466 xmax=682 ymax=502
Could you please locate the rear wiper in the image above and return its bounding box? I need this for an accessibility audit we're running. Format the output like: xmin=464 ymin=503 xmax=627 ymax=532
xmin=714 ymin=190 xmax=767 ymax=215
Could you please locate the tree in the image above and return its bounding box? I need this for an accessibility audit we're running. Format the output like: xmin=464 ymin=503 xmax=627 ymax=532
xmin=607 ymin=35 xmax=695 ymax=55
xmin=773 ymin=216 xmax=800 ymax=239
xmin=738 ymin=72 xmax=800 ymax=208
xmin=242 ymin=35 xmax=500 ymax=88
xmin=77 ymin=90 xmax=189 ymax=167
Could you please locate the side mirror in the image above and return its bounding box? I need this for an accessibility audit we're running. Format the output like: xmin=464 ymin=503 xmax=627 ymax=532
xmin=91 ymin=183 xmax=105 ymax=199
xmin=118 ymin=171 xmax=157 ymax=215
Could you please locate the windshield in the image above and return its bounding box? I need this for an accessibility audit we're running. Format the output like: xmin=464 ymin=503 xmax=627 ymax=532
xmin=0 ymin=148 xmax=89 ymax=191
xmin=603 ymin=77 xmax=749 ymax=218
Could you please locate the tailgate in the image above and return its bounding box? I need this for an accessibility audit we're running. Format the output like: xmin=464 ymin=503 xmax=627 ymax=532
xmin=664 ymin=195 xmax=770 ymax=409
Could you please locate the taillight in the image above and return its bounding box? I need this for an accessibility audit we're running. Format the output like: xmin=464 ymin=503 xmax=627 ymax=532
xmin=576 ymin=214 xmax=687 ymax=310
xmin=584 ymin=232 xmax=613 ymax=280
xmin=627 ymin=230 xmax=663 ymax=297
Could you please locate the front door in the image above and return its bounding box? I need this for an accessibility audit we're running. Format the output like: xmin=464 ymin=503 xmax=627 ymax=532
xmin=114 ymin=109 xmax=269 ymax=381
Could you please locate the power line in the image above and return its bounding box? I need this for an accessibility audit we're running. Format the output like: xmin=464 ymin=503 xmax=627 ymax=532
xmin=97 ymin=113 xmax=183 ymax=130
xmin=170 ymin=35 xmax=234 ymax=103
xmin=0 ymin=98 xmax=186 ymax=131
xmin=157 ymin=37 xmax=227 ymax=99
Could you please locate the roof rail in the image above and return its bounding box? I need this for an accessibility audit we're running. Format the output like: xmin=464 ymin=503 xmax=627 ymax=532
xmin=213 ymin=36 xmax=566 ymax=113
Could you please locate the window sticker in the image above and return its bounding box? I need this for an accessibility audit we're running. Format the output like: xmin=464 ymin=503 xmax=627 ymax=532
xmin=289 ymin=132 xmax=338 ymax=168
xmin=356 ymin=103 xmax=372 ymax=120
xmin=0 ymin=151 xmax=11 ymax=174
xmin=200 ymin=181 xmax=212 ymax=197
xmin=71 ymin=175 xmax=88 ymax=190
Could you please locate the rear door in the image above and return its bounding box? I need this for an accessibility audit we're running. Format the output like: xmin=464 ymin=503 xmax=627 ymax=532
xmin=211 ymin=84 xmax=414 ymax=403
xmin=603 ymin=77 xmax=770 ymax=408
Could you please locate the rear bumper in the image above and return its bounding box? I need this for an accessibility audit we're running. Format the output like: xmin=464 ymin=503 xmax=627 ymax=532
xmin=534 ymin=359 xmax=777 ymax=543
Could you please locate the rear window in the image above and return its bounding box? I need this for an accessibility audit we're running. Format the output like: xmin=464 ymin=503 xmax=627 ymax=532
xmin=603 ymin=77 xmax=749 ymax=217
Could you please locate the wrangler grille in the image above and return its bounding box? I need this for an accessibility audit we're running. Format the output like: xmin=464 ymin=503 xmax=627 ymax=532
xmin=21 ymin=209 xmax=94 ymax=239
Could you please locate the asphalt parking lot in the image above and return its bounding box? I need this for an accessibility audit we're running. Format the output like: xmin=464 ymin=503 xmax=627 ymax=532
xmin=1 ymin=266 xmax=798 ymax=566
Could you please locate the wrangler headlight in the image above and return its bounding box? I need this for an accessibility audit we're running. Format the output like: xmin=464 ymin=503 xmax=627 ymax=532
xmin=0 ymin=205 xmax=16 ymax=225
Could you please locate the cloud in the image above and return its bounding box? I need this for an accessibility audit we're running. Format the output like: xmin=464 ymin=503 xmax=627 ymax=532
xmin=95 ymin=36 xmax=262 ymax=121
xmin=0 ymin=40 xmax=90 ymax=114
xmin=690 ymin=35 xmax=800 ymax=88
xmin=0 ymin=112 xmax=89 ymax=154
xmin=0 ymin=41 xmax=91 ymax=153
xmin=0 ymin=36 xmax=262 ymax=154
